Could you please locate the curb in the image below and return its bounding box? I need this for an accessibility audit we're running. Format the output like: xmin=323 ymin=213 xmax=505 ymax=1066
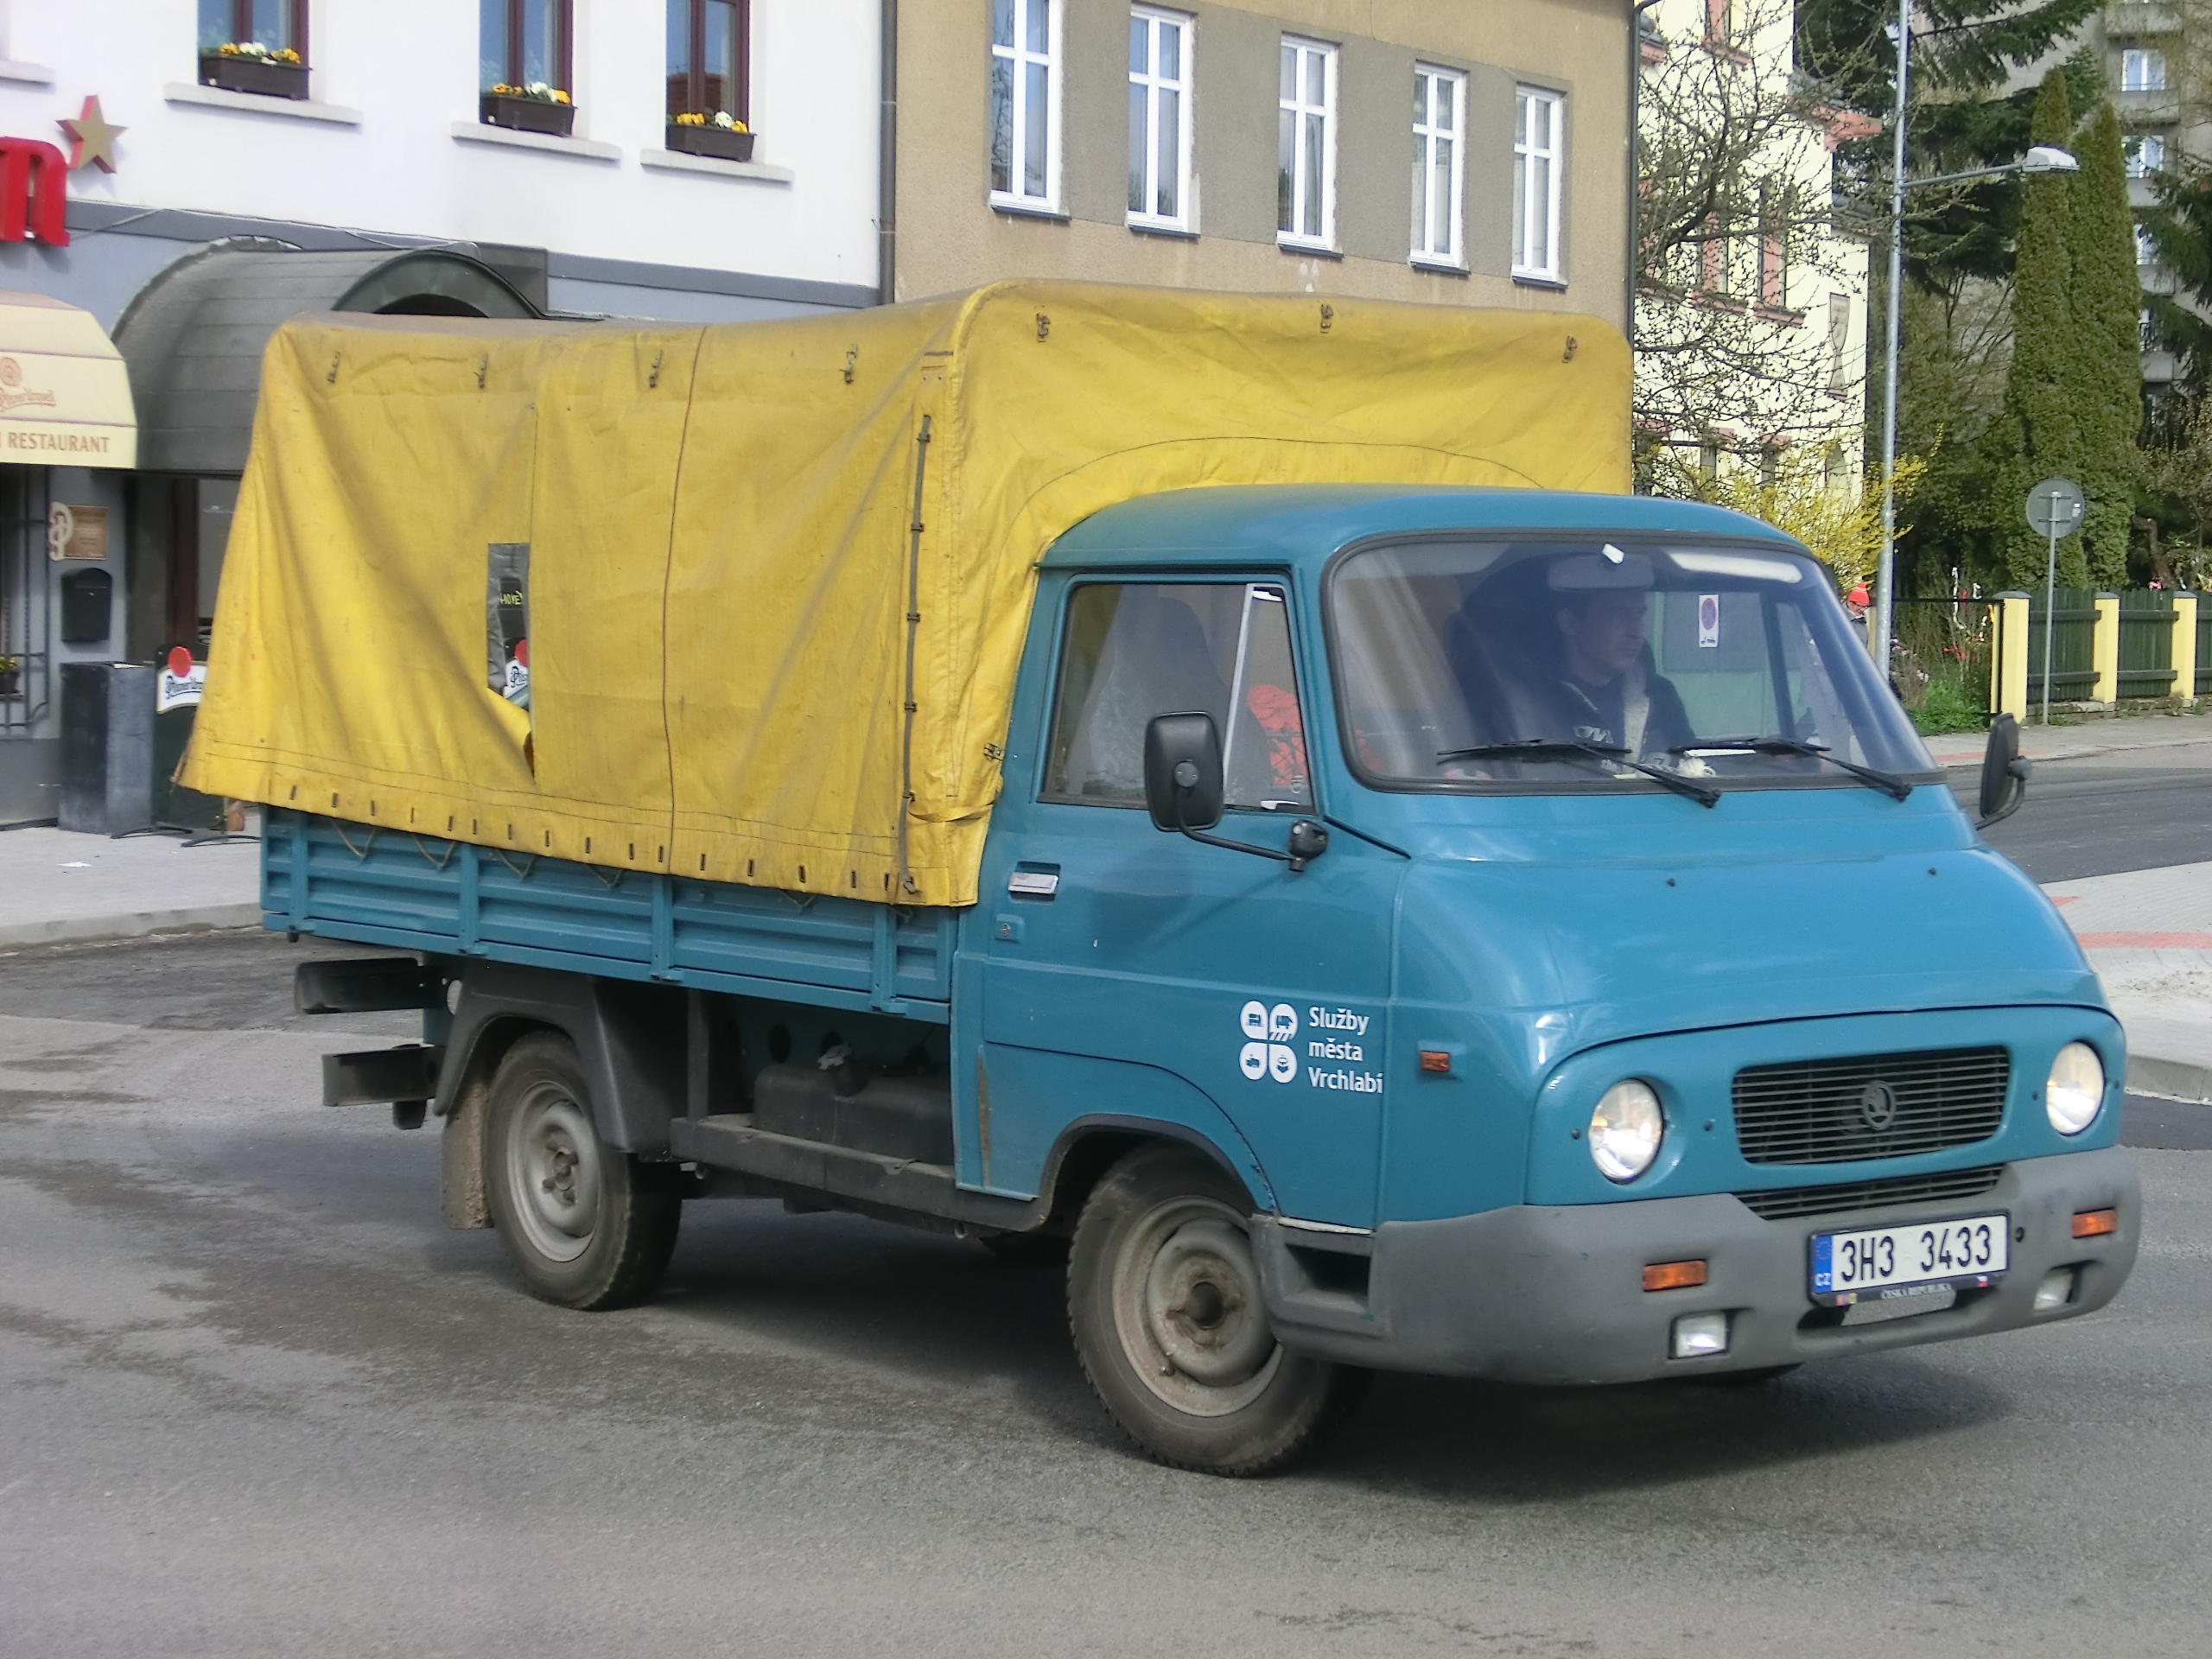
xmin=1934 ymin=726 xmax=2212 ymax=772
xmin=0 ymin=903 xmax=264 ymax=952
xmin=2126 ymin=1052 xmax=2212 ymax=1104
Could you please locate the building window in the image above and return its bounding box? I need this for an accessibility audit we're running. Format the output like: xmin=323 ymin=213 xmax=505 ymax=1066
xmin=2121 ymin=49 xmax=2167 ymax=92
xmin=2126 ymin=132 xmax=2167 ymax=178
xmin=1704 ymin=0 xmax=1733 ymax=46
xmin=2138 ymin=224 xmax=2159 ymax=268
xmin=480 ymin=0 xmax=573 ymax=92
xmin=2142 ymin=306 xmax=2161 ymax=353
xmin=1411 ymin=65 xmax=1465 ymax=268
xmin=1128 ymin=8 xmax=1192 ymax=229
xmin=992 ymin=0 xmax=1062 ymax=212
xmin=1513 ymin=86 xmax=1564 ymax=281
xmin=198 ymin=0 xmax=307 ymax=57
xmin=1758 ymin=182 xmax=1789 ymax=308
xmin=667 ymin=1 xmax=747 ymax=123
xmin=1279 ymin=37 xmax=1337 ymax=249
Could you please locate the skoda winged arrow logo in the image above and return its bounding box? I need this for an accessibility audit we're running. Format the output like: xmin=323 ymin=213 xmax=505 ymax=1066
xmin=1858 ymin=1080 xmax=1900 ymax=1135
xmin=1239 ymin=1001 xmax=1300 ymax=1084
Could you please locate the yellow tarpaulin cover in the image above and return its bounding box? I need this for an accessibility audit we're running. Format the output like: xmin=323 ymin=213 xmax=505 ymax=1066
xmin=185 ymin=280 xmax=1628 ymax=906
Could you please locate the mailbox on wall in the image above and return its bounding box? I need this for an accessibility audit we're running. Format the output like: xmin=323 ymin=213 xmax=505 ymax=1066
xmin=59 ymin=568 xmax=112 ymax=644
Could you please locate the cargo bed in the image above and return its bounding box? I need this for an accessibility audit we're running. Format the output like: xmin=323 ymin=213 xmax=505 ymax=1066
xmin=263 ymin=809 xmax=959 ymax=1022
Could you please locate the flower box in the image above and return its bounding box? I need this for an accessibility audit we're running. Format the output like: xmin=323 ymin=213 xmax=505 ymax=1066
xmin=665 ymin=123 xmax=755 ymax=162
xmin=200 ymin=53 xmax=308 ymax=99
xmin=480 ymin=92 xmax=576 ymax=137
xmin=0 ymin=666 xmax=21 ymax=699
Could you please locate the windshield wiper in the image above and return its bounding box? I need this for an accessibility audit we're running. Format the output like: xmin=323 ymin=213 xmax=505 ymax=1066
xmin=1438 ymin=740 xmax=1719 ymax=809
xmin=1675 ymin=737 xmax=1912 ymax=802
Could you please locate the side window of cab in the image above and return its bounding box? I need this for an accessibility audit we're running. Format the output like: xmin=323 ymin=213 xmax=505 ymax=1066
xmin=1041 ymin=581 xmax=1313 ymax=810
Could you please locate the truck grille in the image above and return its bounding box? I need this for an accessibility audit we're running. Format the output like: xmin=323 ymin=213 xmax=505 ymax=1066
xmin=1735 ymin=1165 xmax=2004 ymax=1222
xmin=1732 ymin=1046 xmax=2008 ymax=1165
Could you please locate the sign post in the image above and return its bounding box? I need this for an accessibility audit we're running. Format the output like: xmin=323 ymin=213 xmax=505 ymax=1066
xmin=2024 ymin=478 xmax=2084 ymax=727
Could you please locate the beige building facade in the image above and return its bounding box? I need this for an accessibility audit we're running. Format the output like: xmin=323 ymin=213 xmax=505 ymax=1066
xmin=889 ymin=0 xmax=1631 ymax=327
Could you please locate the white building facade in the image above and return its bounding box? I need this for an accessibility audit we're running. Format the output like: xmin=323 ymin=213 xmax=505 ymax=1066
xmin=1636 ymin=0 xmax=1870 ymax=494
xmin=0 ymin=0 xmax=883 ymax=823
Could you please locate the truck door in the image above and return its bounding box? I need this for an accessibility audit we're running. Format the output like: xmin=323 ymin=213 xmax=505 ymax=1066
xmin=977 ymin=577 xmax=1400 ymax=1229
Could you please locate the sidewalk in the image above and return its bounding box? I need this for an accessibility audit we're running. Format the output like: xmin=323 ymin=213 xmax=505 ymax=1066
xmin=0 ymin=823 xmax=263 ymax=950
xmin=1922 ymin=707 xmax=2212 ymax=771
xmin=2044 ymin=860 xmax=2212 ymax=1103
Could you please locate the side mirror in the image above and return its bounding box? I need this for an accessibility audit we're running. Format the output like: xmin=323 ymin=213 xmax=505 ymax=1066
xmin=1144 ymin=712 xmax=1224 ymax=832
xmin=1976 ymin=712 xmax=2031 ymax=830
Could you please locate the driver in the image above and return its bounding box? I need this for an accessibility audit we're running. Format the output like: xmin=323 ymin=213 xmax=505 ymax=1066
xmin=1535 ymin=561 xmax=1697 ymax=760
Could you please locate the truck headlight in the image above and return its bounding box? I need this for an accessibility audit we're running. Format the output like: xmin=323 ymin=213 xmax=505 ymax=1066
xmin=2045 ymin=1042 xmax=2104 ymax=1135
xmin=1590 ymin=1079 xmax=1664 ymax=1182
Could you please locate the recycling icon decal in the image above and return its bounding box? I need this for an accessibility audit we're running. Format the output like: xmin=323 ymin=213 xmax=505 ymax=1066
xmin=1239 ymin=1001 xmax=1300 ymax=1084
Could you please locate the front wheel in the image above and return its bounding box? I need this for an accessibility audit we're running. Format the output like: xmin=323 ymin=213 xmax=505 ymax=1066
xmin=485 ymin=1032 xmax=680 ymax=1309
xmin=1068 ymin=1144 xmax=1367 ymax=1476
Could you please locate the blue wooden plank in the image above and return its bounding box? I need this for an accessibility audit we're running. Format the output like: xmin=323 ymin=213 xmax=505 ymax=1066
xmin=274 ymin=811 xmax=958 ymax=1015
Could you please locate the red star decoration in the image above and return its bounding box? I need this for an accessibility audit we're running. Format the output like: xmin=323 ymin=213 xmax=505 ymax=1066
xmin=59 ymin=96 xmax=124 ymax=174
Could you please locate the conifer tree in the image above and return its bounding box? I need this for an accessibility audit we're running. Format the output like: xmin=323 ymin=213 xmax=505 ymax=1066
xmin=2066 ymin=100 xmax=2145 ymax=588
xmin=1997 ymin=70 xmax=2085 ymax=588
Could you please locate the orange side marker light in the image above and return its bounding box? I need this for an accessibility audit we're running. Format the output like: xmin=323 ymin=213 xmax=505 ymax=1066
xmin=1418 ymin=1050 xmax=1452 ymax=1074
xmin=2072 ymin=1208 xmax=2118 ymax=1238
xmin=1642 ymin=1259 xmax=1708 ymax=1292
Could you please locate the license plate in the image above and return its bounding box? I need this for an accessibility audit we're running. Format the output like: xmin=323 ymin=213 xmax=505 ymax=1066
xmin=1809 ymin=1212 xmax=2010 ymax=1306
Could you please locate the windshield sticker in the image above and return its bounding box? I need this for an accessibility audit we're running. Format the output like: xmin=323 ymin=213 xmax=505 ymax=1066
xmin=1698 ymin=594 xmax=1720 ymax=648
xmin=1239 ymin=1001 xmax=1383 ymax=1093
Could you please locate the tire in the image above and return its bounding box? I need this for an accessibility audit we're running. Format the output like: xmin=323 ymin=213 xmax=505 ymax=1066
xmin=484 ymin=1032 xmax=680 ymax=1310
xmin=1067 ymin=1144 xmax=1368 ymax=1476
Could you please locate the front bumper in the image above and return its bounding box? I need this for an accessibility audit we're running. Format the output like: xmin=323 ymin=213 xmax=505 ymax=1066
xmin=1251 ymin=1147 xmax=2139 ymax=1383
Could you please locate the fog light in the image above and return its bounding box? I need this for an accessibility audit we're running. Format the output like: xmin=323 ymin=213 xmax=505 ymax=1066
xmin=1671 ymin=1312 xmax=1730 ymax=1358
xmin=2033 ymin=1268 xmax=2077 ymax=1313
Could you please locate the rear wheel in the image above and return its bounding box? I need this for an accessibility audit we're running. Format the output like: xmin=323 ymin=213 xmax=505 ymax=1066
xmin=1067 ymin=1144 xmax=1367 ymax=1476
xmin=485 ymin=1032 xmax=679 ymax=1309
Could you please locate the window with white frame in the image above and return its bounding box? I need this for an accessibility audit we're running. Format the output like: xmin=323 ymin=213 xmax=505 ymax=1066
xmin=991 ymin=0 xmax=1061 ymax=212
xmin=1513 ymin=86 xmax=1564 ymax=281
xmin=2126 ymin=131 xmax=2167 ymax=177
xmin=2138 ymin=224 xmax=2159 ymax=267
xmin=1278 ymin=37 xmax=1336 ymax=248
xmin=1128 ymin=7 xmax=1192 ymax=229
xmin=1411 ymin=64 xmax=1465 ymax=267
xmin=2121 ymin=49 xmax=2167 ymax=92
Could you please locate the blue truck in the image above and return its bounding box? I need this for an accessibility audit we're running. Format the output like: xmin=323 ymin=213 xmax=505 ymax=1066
xmin=276 ymin=483 xmax=2137 ymax=1475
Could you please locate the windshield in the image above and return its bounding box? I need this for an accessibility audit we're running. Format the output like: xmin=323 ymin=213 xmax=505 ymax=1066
xmin=1329 ymin=538 xmax=1936 ymax=793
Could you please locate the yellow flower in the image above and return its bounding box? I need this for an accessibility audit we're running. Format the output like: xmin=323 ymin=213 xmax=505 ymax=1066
xmin=218 ymin=41 xmax=240 ymax=54
xmin=274 ymin=47 xmax=301 ymax=63
xmin=551 ymin=89 xmax=571 ymax=104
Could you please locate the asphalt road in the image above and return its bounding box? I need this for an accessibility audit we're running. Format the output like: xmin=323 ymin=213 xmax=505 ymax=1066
xmin=2 ymin=931 xmax=2207 ymax=1658
xmin=1966 ymin=744 xmax=2212 ymax=883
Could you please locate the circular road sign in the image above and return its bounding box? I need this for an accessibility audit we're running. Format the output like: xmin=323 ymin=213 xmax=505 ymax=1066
xmin=2024 ymin=477 xmax=2085 ymax=537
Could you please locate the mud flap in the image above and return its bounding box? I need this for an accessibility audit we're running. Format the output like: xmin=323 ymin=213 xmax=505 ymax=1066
xmin=440 ymin=1074 xmax=492 ymax=1230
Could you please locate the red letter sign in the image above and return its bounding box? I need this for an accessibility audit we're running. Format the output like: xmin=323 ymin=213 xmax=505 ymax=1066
xmin=0 ymin=138 xmax=70 ymax=246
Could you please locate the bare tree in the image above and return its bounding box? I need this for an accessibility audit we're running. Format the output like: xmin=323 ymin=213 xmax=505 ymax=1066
xmin=1635 ymin=0 xmax=1874 ymax=460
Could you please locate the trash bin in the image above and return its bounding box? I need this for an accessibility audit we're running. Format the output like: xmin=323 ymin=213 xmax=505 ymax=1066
xmin=59 ymin=658 xmax=225 ymax=835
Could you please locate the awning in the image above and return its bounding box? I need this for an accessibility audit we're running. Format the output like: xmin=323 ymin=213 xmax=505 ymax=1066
xmin=0 ymin=289 xmax=137 ymax=470
xmin=113 ymin=246 xmax=540 ymax=475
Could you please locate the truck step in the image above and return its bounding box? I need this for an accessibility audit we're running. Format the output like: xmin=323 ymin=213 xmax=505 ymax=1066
xmin=323 ymin=1045 xmax=443 ymax=1111
xmin=670 ymin=1115 xmax=1036 ymax=1233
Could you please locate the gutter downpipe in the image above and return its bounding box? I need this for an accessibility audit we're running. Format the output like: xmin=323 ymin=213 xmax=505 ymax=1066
xmin=1628 ymin=0 xmax=1662 ymax=488
xmin=879 ymin=0 xmax=898 ymax=306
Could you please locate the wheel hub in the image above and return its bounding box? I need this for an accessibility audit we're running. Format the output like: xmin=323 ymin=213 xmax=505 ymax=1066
xmin=1110 ymin=1197 xmax=1283 ymax=1416
xmin=505 ymin=1086 xmax=603 ymax=1264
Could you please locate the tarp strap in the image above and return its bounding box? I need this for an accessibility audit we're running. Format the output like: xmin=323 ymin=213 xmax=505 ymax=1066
xmin=896 ymin=413 xmax=934 ymax=896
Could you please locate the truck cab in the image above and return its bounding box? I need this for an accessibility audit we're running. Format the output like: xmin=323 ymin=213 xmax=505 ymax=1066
xmin=952 ymin=484 xmax=2133 ymax=1434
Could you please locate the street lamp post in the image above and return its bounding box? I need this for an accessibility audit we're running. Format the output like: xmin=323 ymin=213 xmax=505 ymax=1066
xmin=1871 ymin=0 xmax=2076 ymax=674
